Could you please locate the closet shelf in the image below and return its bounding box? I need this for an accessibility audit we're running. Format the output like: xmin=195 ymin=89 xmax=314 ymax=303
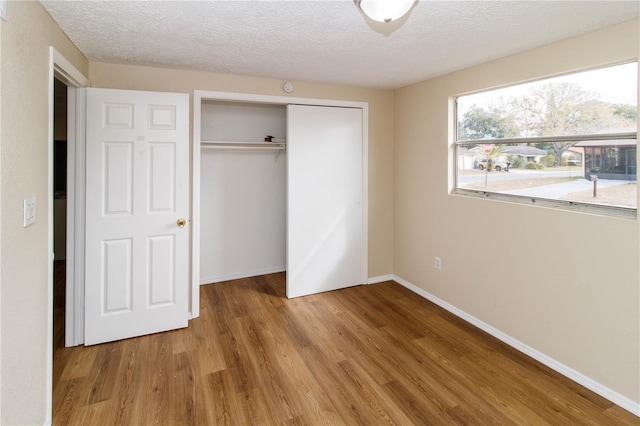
xmin=201 ymin=141 xmax=286 ymax=160
xmin=201 ymin=140 xmax=286 ymax=147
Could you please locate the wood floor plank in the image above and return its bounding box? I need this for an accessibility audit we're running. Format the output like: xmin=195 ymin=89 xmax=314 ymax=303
xmin=141 ymin=332 xmax=173 ymax=425
xmin=86 ymin=343 xmax=124 ymax=405
xmin=58 ymin=344 xmax=100 ymax=381
xmin=172 ymin=351 xmax=197 ymax=425
xmin=53 ymin=272 xmax=640 ymax=425
xmin=372 ymin=326 xmax=474 ymax=411
xmin=52 ymin=377 xmax=85 ymax=426
xmin=308 ymin=296 xmax=399 ymax=384
xmin=228 ymin=316 xmax=298 ymax=423
xmin=300 ymin=344 xmax=378 ymax=426
xmin=255 ymin=326 xmax=344 ymax=425
xmin=191 ymin=315 xmax=228 ymax=374
xmin=108 ymin=338 xmax=143 ymax=426
xmin=71 ymin=400 xmax=114 ymax=426
xmin=338 ymin=358 xmax=418 ymax=425
xmin=383 ymin=378 xmax=453 ymax=424
xmin=235 ymin=388 xmax=274 ymax=425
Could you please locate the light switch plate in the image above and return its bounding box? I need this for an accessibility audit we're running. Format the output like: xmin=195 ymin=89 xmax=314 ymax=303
xmin=23 ymin=197 xmax=36 ymax=227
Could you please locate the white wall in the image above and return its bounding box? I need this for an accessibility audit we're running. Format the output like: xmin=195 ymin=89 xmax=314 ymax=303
xmin=394 ymin=19 xmax=639 ymax=407
xmin=200 ymin=149 xmax=286 ymax=283
xmin=201 ymin=101 xmax=287 ymax=142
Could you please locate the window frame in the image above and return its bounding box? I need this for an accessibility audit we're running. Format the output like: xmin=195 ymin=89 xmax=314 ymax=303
xmin=452 ymin=63 xmax=638 ymax=219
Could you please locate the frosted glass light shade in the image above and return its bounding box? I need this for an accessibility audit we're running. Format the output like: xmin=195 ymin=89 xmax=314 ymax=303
xmin=358 ymin=0 xmax=416 ymax=23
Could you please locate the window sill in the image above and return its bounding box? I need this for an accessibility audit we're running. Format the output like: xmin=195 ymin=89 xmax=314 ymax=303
xmin=451 ymin=188 xmax=637 ymax=220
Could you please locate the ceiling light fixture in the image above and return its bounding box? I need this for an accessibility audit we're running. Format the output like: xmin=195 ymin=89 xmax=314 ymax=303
xmin=357 ymin=0 xmax=417 ymax=23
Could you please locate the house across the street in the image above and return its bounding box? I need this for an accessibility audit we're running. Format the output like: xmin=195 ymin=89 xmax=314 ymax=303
xmin=575 ymin=139 xmax=637 ymax=180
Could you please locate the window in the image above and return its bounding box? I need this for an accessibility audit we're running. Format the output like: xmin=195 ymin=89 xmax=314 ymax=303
xmin=454 ymin=62 xmax=638 ymax=217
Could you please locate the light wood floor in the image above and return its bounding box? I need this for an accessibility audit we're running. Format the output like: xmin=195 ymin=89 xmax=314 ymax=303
xmin=53 ymin=270 xmax=639 ymax=425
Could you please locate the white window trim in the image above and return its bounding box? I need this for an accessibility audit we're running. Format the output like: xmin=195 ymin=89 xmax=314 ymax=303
xmin=452 ymin=187 xmax=637 ymax=219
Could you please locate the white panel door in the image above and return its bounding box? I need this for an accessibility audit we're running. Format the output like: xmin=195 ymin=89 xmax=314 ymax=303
xmin=287 ymin=105 xmax=364 ymax=298
xmin=85 ymin=88 xmax=189 ymax=345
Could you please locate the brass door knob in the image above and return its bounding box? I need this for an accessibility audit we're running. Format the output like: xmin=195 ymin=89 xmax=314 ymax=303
xmin=177 ymin=218 xmax=186 ymax=228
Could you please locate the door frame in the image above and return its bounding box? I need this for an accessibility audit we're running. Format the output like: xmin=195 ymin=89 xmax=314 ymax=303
xmin=50 ymin=48 xmax=89 ymax=347
xmin=47 ymin=47 xmax=89 ymax=423
xmin=192 ymin=90 xmax=369 ymax=303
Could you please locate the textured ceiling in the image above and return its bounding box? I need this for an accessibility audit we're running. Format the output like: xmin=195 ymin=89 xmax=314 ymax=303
xmin=41 ymin=0 xmax=639 ymax=89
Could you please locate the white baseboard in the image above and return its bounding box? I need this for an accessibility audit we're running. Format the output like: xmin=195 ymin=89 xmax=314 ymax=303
xmin=367 ymin=274 xmax=394 ymax=284
xmin=392 ymin=275 xmax=640 ymax=417
xmin=200 ymin=267 xmax=286 ymax=285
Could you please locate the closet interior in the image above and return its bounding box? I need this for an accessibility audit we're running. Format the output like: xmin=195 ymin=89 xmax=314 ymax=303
xmin=199 ymin=101 xmax=287 ymax=284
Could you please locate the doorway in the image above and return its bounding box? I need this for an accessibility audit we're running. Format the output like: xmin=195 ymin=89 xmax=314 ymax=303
xmin=52 ymin=77 xmax=68 ymax=352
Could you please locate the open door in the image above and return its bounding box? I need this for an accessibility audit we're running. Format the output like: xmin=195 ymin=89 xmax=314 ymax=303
xmin=286 ymin=105 xmax=364 ymax=298
xmin=84 ymin=88 xmax=190 ymax=345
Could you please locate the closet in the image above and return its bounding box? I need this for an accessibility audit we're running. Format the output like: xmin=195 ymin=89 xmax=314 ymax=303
xmin=194 ymin=91 xmax=368 ymax=299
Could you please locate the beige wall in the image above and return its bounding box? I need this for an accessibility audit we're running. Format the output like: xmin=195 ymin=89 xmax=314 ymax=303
xmin=394 ymin=19 xmax=639 ymax=404
xmin=0 ymin=2 xmax=88 ymax=424
xmin=89 ymin=62 xmax=396 ymax=279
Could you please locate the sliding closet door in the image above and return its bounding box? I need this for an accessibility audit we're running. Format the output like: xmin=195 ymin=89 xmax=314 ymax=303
xmin=287 ymin=105 xmax=364 ymax=298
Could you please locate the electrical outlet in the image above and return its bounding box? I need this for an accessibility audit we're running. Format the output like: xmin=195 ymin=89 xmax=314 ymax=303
xmin=435 ymin=256 xmax=442 ymax=270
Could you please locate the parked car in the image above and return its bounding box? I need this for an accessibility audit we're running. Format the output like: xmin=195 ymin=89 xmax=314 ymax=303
xmin=477 ymin=160 xmax=509 ymax=171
